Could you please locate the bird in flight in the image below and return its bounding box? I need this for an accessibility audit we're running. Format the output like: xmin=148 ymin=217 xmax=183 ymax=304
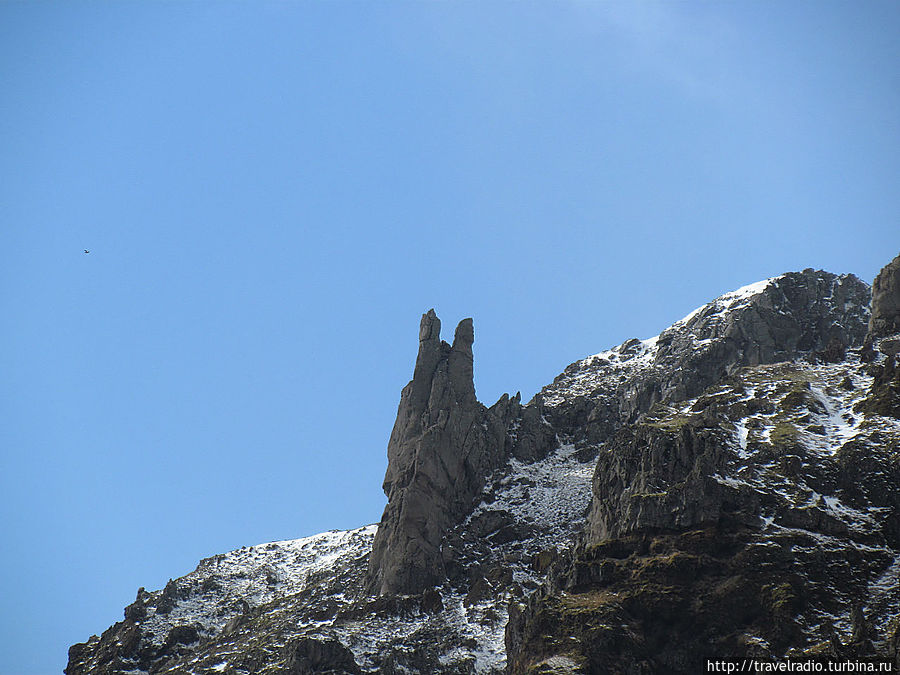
xmin=84 ymin=249 xmax=90 ymax=254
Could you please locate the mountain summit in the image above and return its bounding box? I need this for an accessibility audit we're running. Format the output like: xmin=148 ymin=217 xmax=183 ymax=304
xmin=67 ymin=257 xmax=900 ymax=674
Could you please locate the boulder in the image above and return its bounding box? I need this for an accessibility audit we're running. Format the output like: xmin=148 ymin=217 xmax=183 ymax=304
xmin=283 ymin=636 xmax=361 ymax=674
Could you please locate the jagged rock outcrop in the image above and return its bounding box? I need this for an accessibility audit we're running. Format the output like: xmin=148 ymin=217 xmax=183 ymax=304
xmin=539 ymin=270 xmax=870 ymax=449
xmin=870 ymin=253 xmax=900 ymax=338
xmin=585 ymin=418 xmax=756 ymax=543
xmin=367 ymin=310 xmax=516 ymax=595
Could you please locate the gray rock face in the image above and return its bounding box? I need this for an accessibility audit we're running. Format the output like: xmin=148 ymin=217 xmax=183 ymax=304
xmin=870 ymin=253 xmax=900 ymax=337
xmin=585 ymin=418 xmax=752 ymax=543
xmin=367 ymin=310 xmax=516 ymax=595
xmin=283 ymin=636 xmax=361 ymax=674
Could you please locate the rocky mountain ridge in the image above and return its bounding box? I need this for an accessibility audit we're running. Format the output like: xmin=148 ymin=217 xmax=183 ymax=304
xmin=66 ymin=255 xmax=900 ymax=674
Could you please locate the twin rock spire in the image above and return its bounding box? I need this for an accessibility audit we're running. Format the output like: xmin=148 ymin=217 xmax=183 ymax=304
xmin=367 ymin=310 xmax=513 ymax=595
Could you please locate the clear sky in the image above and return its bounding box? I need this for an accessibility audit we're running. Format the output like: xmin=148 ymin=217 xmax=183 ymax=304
xmin=1 ymin=2 xmax=898 ymax=672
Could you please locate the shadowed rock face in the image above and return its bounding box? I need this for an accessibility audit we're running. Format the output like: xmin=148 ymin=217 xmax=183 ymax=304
xmin=283 ymin=636 xmax=361 ymax=674
xmin=870 ymin=253 xmax=900 ymax=338
xmin=367 ymin=310 xmax=514 ymax=595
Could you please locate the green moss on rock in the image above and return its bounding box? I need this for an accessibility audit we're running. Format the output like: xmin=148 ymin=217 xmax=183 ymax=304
xmin=770 ymin=422 xmax=800 ymax=446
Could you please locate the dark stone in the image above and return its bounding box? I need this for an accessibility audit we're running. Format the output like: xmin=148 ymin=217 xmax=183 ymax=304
xmin=421 ymin=588 xmax=444 ymax=613
xmin=869 ymin=253 xmax=900 ymax=337
xmin=818 ymin=336 xmax=846 ymax=363
xmin=464 ymin=572 xmax=493 ymax=607
xmin=163 ymin=624 xmax=199 ymax=649
xmin=200 ymin=576 xmax=221 ymax=594
xmin=283 ymin=636 xmax=361 ymax=674
xmin=124 ymin=587 xmax=148 ymax=621
xmin=880 ymin=338 xmax=900 ymax=357
xmin=531 ymin=549 xmax=558 ymax=574
xmin=156 ymin=579 xmax=178 ymax=614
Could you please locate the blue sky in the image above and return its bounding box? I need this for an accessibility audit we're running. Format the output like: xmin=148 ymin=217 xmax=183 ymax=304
xmin=1 ymin=2 xmax=898 ymax=673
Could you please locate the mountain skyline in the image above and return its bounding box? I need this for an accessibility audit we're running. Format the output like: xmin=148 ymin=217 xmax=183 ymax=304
xmin=2 ymin=3 xmax=899 ymax=673
xmin=65 ymin=257 xmax=900 ymax=673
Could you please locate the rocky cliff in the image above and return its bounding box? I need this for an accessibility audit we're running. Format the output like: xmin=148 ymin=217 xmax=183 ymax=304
xmin=66 ymin=260 xmax=900 ymax=675
xmin=507 ymin=357 xmax=900 ymax=673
